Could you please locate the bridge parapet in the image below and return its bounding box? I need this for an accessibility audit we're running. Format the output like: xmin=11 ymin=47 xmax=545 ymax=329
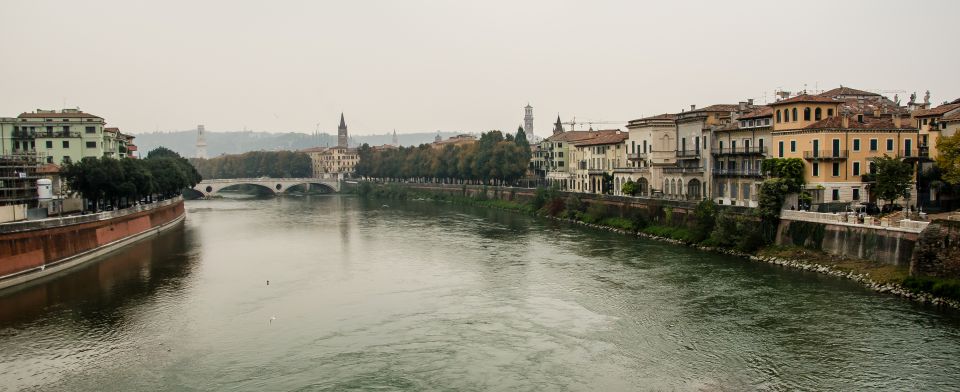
xmin=193 ymin=177 xmax=341 ymax=196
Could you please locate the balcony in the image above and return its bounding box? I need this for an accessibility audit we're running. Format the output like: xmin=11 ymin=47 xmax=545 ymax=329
xmin=614 ymin=166 xmax=650 ymax=173
xmin=675 ymin=150 xmax=701 ymax=159
xmin=627 ymin=152 xmax=648 ymax=160
xmin=803 ymin=150 xmax=848 ymax=160
xmin=711 ymin=146 xmax=768 ymax=156
xmin=35 ymin=131 xmax=82 ymax=138
xmin=901 ymin=146 xmax=931 ymax=162
xmin=662 ymin=166 xmax=705 ymax=174
xmin=712 ymin=168 xmax=763 ymax=177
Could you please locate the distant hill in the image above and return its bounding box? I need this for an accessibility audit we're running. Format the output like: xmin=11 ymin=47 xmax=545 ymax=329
xmin=131 ymin=130 xmax=469 ymax=158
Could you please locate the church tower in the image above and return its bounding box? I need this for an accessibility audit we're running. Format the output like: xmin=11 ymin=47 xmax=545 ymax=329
xmin=196 ymin=124 xmax=207 ymax=159
xmin=523 ymin=103 xmax=534 ymax=137
xmin=392 ymin=129 xmax=398 ymax=146
xmin=553 ymin=115 xmax=564 ymax=135
xmin=337 ymin=113 xmax=348 ymax=148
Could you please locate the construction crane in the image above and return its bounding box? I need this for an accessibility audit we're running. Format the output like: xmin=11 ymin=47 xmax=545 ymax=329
xmin=561 ymin=117 xmax=626 ymax=131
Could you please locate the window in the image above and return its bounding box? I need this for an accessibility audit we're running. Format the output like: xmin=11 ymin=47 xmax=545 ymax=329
xmin=558 ymin=161 xmax=564 ymax=167
xmin=778 ymin=141 xmax=784 ymax=158
xmin=870 ymin=161 xmax=876 ymax=174
xmin=719 ymin=141 xmax=724 ymax=152
xmin=792 ymin=108 xmax=798 ymax=122
xmin=731 ymin=140 xmax=737 ymax=151
xmin=62 ymin=141 xmax=69 ymax=148
xmin=804 ymin=107 xmax=811 ymax=121
xmin=886 ymin=139 xmax=894 ymax=151
xmin=85 ymin=126 xmax=95 ymax=134
xmin=812 ymin=162 xmax=819 ymax=177
xmin=776 ymin=110 xmax=782 ymax=123
xmin=852 ymin=188 xmax=860 ymax=201
xmin=853 ymin=161 xmax=861 ymax=176
xmin=815 ymin=107 xmax=822 ymax=121
xmin=784 ymin=109 xmax=790 ymax=122
xmin=923 ymin=119 xmax=928 ymax=125
xmin=905 ymin=139 xmax=912 ymax=157
xmin=853 ymin=139 xmax=861 ymax=151
xmin=870 ymin=139 xmax=878 ymax=151
xmin=46 ymin=141 xmax=53 ymax=149
xmin=832 ymin=189 xmax=840 ymax=201
xmin=46 ymin=156 xmax=53 ymax=164
xmin=765 ymin=118 xmax=770 ymax=126
xmin=731 ymin=183 xmax=739 ymax=199
xmin=832 ymin=162 xmax=840 ymax=177
xmin=790 ymin=140 xmax=796 ymax=152
xmin=558 ymin=152 xmax=563 ymax=158
xmin=742 ymin=184 xmax=750 ymax=200
xmin=828 ymin=108 xmax=834 ymax=117
xmin=63 ymin=156 xmax=71 ymax=164
xmin=46 ymin=126 xmax=53 ymax=133
xmin=63 ymin=125 xmax=70 ymax=132
xmin=86 ymin=141 xmax=97 ymax=148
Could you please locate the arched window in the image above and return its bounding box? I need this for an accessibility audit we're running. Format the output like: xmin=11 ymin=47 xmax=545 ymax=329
xmin=664 ymin=179 xmax=669 ymax=194
xmin=678 ymin=180 xmax=684 ymax=196
xmin=792 ymin=108 xmax=798 ymax=122
xmin=776 ymin=110 xmax=781 ymax=123
xmin=803 ymin=107 xmax=811 ymax=121
xmin=815 ymin=107 xmax=822 ymax=121
xmin=784 ymin=109 xmax=790 ymax=122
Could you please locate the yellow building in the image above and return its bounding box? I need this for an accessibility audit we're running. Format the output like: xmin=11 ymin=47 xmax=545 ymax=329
xmin=616 ymin=113 xmax=677 ymax=196
xmin=912 ymin=102 xmax=960 ymax=158
xmin=569 ymin=130 xmax=628 ymax=194
xmin=771 ymin=93 xmax=919 ymax=206
xmin=301 ymin=146 xmax=359 ymax=178
xmin=542 ymin=130 xmax=599 ymax=190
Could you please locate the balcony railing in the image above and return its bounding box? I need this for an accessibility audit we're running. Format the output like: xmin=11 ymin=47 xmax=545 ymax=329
xmin=662 ymin=166 xmax=705 ymax=174
xmin=901 ymin=146 xmax=930 ymax=159
xmin=711 ymin=146 xmax=768 ymax=156
xmin=614 ymin=166 xmax=650 ymax=173
xmin=34 ymin=131 xmax=82 ymax=138
xmin=676 ymin=150 xmax=701 ymax=159
xmin=627 ymin=152 xmax=648 ymax=160
xmin=711 ymin=168 xmax=763 ymax=177
xmin=803 ymin=150 xmax=848 ymax=160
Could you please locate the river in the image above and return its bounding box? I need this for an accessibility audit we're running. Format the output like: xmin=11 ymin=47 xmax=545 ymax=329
xmin=1 ymin=195 xmax=959 ymax=391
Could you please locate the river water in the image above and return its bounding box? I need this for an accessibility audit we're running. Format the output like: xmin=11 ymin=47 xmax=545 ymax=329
xmin=1 ymin=196 xmax=959 ymax=391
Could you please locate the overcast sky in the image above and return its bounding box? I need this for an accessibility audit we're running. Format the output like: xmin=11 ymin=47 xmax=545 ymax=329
xmin=2 ymin=0 xmax=957 ymax=137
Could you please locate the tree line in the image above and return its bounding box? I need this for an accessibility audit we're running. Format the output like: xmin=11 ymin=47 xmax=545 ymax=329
xmin=189 ymin=151 xmax=312 ymax=179
xmin=62 ymin=147 xmax=202 ymax=211
xmin=355 ymin=128 xmax=532 ymax=183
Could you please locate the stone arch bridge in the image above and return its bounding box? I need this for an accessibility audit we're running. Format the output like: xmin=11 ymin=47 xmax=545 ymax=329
xmin=192 ymin=177 xmax=340 ymax=197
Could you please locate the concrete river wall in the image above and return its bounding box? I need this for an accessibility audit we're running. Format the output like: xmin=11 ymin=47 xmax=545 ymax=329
xmin=0 ymin=198 xmax=185 ymax=290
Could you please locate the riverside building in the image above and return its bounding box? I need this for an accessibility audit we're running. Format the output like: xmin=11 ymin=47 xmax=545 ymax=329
xmin=0 ymin=109 xmax=136 ymax=165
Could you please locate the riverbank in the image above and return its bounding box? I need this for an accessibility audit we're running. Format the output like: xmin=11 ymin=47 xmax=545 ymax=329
xmin=354 ymin=182 xmax=960 ymax=310
xmin=0 ymin=197 xmax=185 ymax=291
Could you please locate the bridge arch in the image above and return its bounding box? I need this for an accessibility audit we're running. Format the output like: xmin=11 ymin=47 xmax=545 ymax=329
xmin=192 ymin=177 xmax=341 ymax=198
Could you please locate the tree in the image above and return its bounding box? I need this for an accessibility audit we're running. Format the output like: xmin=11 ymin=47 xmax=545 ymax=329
xmin=621 ymin=180 xmax=638 ymax=196
xmin=937 ymin=132 xmax=960 ymax=185
xmin=871 ymin=155 xmax=914 ymax=206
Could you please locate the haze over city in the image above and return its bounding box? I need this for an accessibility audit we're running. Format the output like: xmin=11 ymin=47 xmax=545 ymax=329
xmin=2 ymin=0 xmax=957 ymax=135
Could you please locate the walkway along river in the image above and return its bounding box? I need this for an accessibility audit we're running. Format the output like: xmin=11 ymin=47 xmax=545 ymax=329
xmin=1 ymin=195 xmax=959 ymax=391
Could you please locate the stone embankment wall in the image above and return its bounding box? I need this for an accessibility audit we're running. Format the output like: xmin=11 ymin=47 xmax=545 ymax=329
xmin=0 ymin=198 xmax=184 ymax=279
xmin=388 ymin=182 xmax=726 ymax=228
xmin=910 ymin=219 xmax=960 ymax=278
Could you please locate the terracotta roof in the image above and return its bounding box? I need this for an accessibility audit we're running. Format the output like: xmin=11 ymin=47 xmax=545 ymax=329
xmin=942 ymin=111 xmax=960 ymax=122
xmin=951 ymin=98 xmax=960 ymax=105
xmin=36 ymin=163 xmax=60 ymax=174
xmin=738 ymin=106 xmax=773 ymax=120
xmin=18 ymin=111 xmax=102 ymax=119
xmin=819 ymin=86 xmax=881 ymax=98
xmin=571 ymin=130 xmax=628 ymax=147
xmin=690 ymin=104 xmax=739 ymax=113
xmin=299 ymin=147 xmax=329 ymax=153
xmin=912 ymin=103 xmax=960 ymax=117
xmin=104 ymin=127 xmax=119 ymax=133
xmin=839 ymin=96 xmax=909 ymax=116
xmin=770 ymin=94 xmax=841 ymax=106
xmin=545 ymin=131 xmax=600 ymax=142
xmin=802 ymin=115 xmax=917 ymax=130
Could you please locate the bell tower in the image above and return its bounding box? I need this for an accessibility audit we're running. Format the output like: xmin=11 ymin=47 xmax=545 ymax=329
xmin=523 ymin=103 xmax=534 ymax=137
xmin=337 ymin=113 xmax=348 ymax=148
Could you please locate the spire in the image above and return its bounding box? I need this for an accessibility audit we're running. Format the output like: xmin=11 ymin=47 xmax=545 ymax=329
xmin=553 ymin=115 xmax=564 ymax=135
xmin=339 ymin=112 xmax=346 ymax=129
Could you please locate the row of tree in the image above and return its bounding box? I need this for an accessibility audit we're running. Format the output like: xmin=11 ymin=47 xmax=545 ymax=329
xmin=355 ymin=128 xmax=532 ymax=183
xmin=189 ymin=151 xmax=312 ymax=179
xmin=62 ymin=147 xmax=202 ymax=211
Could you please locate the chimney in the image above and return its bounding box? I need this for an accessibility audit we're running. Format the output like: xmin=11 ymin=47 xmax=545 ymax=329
xmin=738 ymin=101 xmax=747 ymax=112
xmin=873 ymin=107 xmax=881 ymax=118
xmin=748 ymin=98 xmax=754 ymax=106
xmin=893 ymin=114 xmax=901 ymax=129
xmin=857 ymin=114 xmax=864 ymax=124
xmin=841 ymin=114 xmax=850 ymax=129
xmin=690 ymin=104 xmax=696 ymax=111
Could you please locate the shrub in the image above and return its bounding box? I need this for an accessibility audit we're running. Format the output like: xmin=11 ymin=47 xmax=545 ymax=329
xmin=901 ymin=276 xmax=960 ymax=301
